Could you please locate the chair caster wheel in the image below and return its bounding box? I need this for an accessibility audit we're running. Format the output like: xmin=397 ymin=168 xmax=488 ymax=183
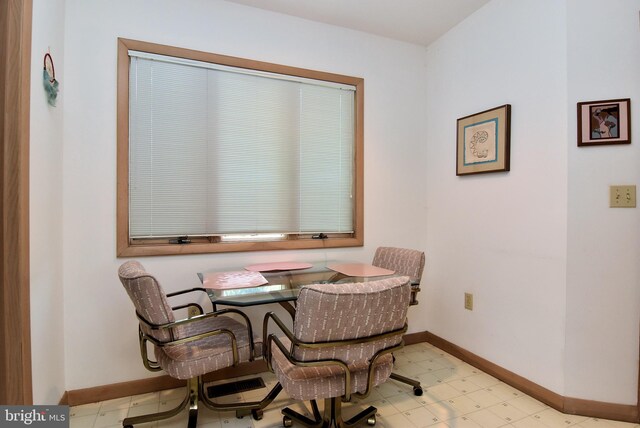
xmin=283 ymin=415 xmax=293 ymax=427
xmin=367 ymin=415 xmax=376 ymax=426
xmin=252 ymin=409 xmax=264 ymax=420
xmin=413 ymin=386 xmax=423 ymax=396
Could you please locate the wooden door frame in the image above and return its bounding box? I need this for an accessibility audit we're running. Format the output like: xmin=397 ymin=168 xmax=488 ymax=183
xmin=0 ymin=0 xmax=33 ymax=405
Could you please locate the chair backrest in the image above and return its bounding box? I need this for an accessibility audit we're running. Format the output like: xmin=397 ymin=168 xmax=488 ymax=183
xmin=118 ymin=260 xmax=175 ymax=342
xmin=292 ymin=276 xmax=410 ymax=364
xmin=372 ymin=247 xmax=425 ymax=284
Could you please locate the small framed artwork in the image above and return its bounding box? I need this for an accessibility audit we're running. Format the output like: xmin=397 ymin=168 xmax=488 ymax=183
xmin=456 ymin=104 xmax=511 ymax=176
xmin=577 ymin=98 xmax=630 ymax=146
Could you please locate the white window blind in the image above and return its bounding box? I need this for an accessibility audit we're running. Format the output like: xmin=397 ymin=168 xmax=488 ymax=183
xmin=128 ymin=52 xmax=355 ymax=239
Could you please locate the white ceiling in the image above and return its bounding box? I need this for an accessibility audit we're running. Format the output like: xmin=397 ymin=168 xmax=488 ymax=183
xmin=224 ymin=0 xmax=490 ymax=47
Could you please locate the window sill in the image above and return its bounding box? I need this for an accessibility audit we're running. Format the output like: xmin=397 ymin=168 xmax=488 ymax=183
xmin=117 ymin=236 xmax=364 ymax=257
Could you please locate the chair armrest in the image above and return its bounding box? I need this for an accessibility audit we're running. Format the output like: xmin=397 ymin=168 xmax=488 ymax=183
xmin=140 ymin=307 xmax=250 ymax=330
xmin=263 ymin=312 xmax=408 ymax=401
xmin=262 ymin=310 xmax=408 ymax=353
xmin=262 ymin=312 xmax=295 ymax=344
xmin=267 ymin=333 xmax=401 ymax=402
xmin=262 ymin=311 xmax=296 ymax=364
xmin=166 ymin=287 xmax=207 ymax=298
xmin=138 ymin=307 xmax=258 ymax=363
xmin=172 ymin=303 xmax=204 ymax=315
xmin=166 ymin=287 xmax=210 ymax=314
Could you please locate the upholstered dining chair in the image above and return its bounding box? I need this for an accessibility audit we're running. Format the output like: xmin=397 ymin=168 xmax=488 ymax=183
xmin=118 ymin=261 xmax=281 ymax=428
xmin=372 ymin=246 xmax=425 ymax=396
xmin=264 ymin=276 xmax=411 ymax=427
xmin=372 ymin=246 xmax=425 ymax=306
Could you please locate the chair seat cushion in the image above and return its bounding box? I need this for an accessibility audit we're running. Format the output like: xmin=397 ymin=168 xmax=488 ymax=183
xmin=270 ymin=337 xmax=393 ymax=401
xmin=156 ymin=314 xmax=263 ymax=379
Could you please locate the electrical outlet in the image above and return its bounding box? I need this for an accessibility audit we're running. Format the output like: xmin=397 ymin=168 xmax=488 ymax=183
xmin=464 ymin=293 xmax=473 ymax=311
xmin=610 ymin=185 xmax=636 ymax=208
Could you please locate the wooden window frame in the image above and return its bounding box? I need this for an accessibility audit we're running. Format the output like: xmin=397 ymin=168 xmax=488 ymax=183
xmin=0 ymin=0 xmax=33 ymax=405
xmin=116 ymin=38 xmax=364 ymax=257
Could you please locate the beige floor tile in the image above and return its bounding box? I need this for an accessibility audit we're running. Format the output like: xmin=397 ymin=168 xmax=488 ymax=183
xmin=487 ymin=402 xmax=529 ymax=424
xmin=447 ymin=415 xmax=486 ymax=427
xmin=425 ymin=383 xmax=464 ymax=402
xmin=376 ymin=380 xmax=408 ymax=398
xmin=446 ymin=394 xmax=484 ymax=414
xmin=386 ymin=391 xmax=424 ymax=413
xmin=69 ymin=414 xmax=97 ymax=428
xmin=465 ymin=389 xmax=505 ymax=408
xmin=98 ymin=396 xmax=131 ymax=412
xmin=505 ymin=395 xmax=548 ymax=416
xmin=402 ymin=406 xmax=443 ymax=427
xmin=432 ymin=367 xmax=458 ymax=382
xmin=511 ymin=415 xmax=551 ymax=428
xmin=532 ymin=408 xmax=588 ymax=427
xmin=417 ymin=372 xmax=446 ymax=388
xmin=69 ymin=343 xmax=640 ymax=428
xmin=69 ymin=402 xmax=101 ymax=418
xmin=425 ymin=401 xmax=464 ymax=422
xmin=93 ymin=408 xmax=129 ymax=428
xmin=377 ymin=411 xmax=416 ymax=428
xmin=466 ymin=373 xmax=502 ymax=389
xmin=214 ymin=413 xmax=253 ymax=428
xmin=126 ymin=402 xmax=159 ymax=418
xmin=130 ymin=391 xmax=160 ymax=407
xmin=466 ymin=408 xmax=513 ymax=428
xmin=158 ymin=387 xmax=185 ymax=402
xmin=447 ymin=378 xmax=484 ymax=395
xmin=485 ymin=383 xmax=522 ymax=401
xmin=370 ymin=398 xmax=402 ymax=418
xmin=577 ymin=418 xmax=628 ymax=428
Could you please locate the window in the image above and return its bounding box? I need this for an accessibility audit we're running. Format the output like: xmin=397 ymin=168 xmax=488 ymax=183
xmin=117 ymin=39 xmax=363 ymax=256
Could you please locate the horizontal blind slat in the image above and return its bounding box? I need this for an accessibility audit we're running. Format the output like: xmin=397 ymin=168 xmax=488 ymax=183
xmin=129 ymin=55 xmax=355 ymax=238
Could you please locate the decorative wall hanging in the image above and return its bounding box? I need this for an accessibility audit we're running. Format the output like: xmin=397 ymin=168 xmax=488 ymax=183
xmin=577 ymin=98 xmax=630 ymax=146
xmin=456 ymin=104 xmax=511 ymax=176
xmin=43 ymin=52 xmax=59 ymax=106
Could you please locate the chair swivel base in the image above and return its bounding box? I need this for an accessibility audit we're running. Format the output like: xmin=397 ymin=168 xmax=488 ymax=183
xmin=282 ymin=397 xmax=377 ymax=428
xmin=122 ymin=377 xmax=283 ymax=428
xmin=390 ymin=371 xmax=423 ymax=396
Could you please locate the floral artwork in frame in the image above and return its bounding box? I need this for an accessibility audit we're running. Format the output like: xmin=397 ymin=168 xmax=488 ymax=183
xmin=456 ymin=104 xmax=511 ymax=176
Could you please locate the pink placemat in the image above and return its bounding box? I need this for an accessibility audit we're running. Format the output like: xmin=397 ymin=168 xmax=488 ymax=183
xmin=202 ymin=271 xmax=268 ymax=290
xmin=244 ymin=262 xmax=313 ymax=272
xmin=327 ymin=263 xmax=395 ymax=277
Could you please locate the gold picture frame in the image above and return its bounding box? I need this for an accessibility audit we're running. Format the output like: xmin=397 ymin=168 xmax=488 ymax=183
xmin=456 ymin=104 xmax=511 ymax=176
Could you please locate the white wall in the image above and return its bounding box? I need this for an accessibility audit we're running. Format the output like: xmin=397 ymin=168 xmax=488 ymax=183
xmin=565 ymin=0 xmax=640 ymax=404
xmin=425 ymin=0 xmax=569 ymax=394
xmin=426 ymin=0 xmax=640 ymax=405
xmin=37 ymin=0 xmax=640 ymax=406
xmin=30 ymin=0 xmax=66 ymax=404
xmin=61 ymin=0 xmax=428 ymax=389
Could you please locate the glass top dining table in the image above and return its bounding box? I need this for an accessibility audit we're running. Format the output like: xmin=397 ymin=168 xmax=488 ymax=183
xmin=197 ymin=262 xmax=400 ymax=308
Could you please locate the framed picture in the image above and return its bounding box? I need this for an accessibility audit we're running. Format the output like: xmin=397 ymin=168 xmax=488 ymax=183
xmin=577 ymin=98 xmax=630 ymax=146
xmin=456 ymin=104 xmax=511 ymax=176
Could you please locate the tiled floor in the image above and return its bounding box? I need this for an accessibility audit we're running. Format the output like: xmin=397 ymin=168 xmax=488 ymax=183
xmin=70 ymin=342 xmax=640 ymax=428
